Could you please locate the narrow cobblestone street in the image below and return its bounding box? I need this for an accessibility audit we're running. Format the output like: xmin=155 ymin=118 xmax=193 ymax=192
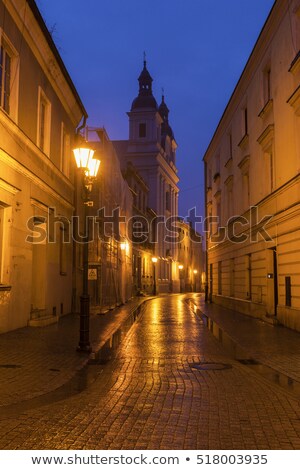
xmin=1 ymin=295 xmax=300 ymax=450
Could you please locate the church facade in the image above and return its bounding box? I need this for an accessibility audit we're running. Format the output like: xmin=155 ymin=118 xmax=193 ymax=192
xmin=114 ymin=60 xmax=180 ymax=293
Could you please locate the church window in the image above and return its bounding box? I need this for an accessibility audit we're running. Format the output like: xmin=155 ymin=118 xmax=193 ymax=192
xmin=139 ymin=123 xmax=146 ymax=138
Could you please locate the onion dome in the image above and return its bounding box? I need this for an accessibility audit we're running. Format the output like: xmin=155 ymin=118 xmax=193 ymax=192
xmin=131 ymin=60 xmax=157 ymax=110
xmin=159 ymin=94 xmax=174 ymax=141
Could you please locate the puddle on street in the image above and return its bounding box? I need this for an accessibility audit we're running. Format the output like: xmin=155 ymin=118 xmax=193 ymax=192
xmin=189 ymin=299 xmax=300 ymax=398
xmin=0 ymin=305 xmax=144 ymax=418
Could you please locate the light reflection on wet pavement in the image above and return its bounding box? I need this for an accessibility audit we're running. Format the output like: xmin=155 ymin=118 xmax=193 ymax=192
xmin=1 ymin=294 xmax=300 ymax=450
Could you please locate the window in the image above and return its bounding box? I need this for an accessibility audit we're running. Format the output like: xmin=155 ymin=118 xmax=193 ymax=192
xmin=0 ymin=45 xmax=11 ymax=113
xmin=139 ymin=123 xmax=146 ymax=138
xmin=142 ymin=257 xmax=145 ymax=276
xmin=291 ymin=2 xmax=300 ymax=51
xmin=0 ymin=29 xmax=19 ymax=120
xmin=60 ymin=227 xmax=67 ymax=275
xmin=166 ymin=191 xmax=170 ymax=211
xmin=246 ymin=254 xmax=252 ymax=300
xmin=230 ymin=258 xmax=235 ymax=297
xmin=207 ymin=167 xmax=212 ymax=187
xmin=243 ymin=172 xmax=250 ymax=208
xmin=238 ymin=155 xmax=250 ymax=210
xmin=215 ymin=153 xmax=220 ymax=176
xmin=37 ymin=87 xmax=51 ymax=155
xmin=285 ymin=276 xmax=292 ymax=307
xmin=216 ymin=200 xmax=221 ymax=227
xmin=60 ymin=123 xmax=70 ymax=177
xmin=218 ymin=261 xmax=222 ymax=295
xmin=267 ymin=150 xmax=274 ymax=193
xmin=225 ymin=176 xmax=233 ymax=220
xmin=243 ymin=107 xmax=248 ymax=135
xmin=257 ymin=125 xmax=275 ymax=194
xmin=0 ymin=205 xmax=5 ymax=283
xmin=263 ymin=67 xmax=271 ymax=104
xmin=229 ymin=132 xmax=233 ymax=158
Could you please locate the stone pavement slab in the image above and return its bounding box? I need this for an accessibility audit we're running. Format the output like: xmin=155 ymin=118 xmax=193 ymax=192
xmin=0 ymin=297 xmax=151 ymax=407
xmin=1 ymin=295 xmax=300 ymax=450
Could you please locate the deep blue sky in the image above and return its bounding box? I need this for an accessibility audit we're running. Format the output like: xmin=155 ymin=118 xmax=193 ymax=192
xmin=36 ymin=0 xmax=274 ymax=219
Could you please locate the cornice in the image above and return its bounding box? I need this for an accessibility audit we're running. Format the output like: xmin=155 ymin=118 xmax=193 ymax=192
xmin=238 ymin=134 xmax=249 ymax=150
xmin=203 ymin=0 xmax=290 ymax=161
xmin=3 ymin=0 xmax=85 ymax=126
xmin=257 ymin=124 xmax=275 ymax=151
xmin=238 ymin=155 xmax=250 ymax=174
xmin=0 ymin=111 xmax=74 ymax=192
xmin=0 ymin=148 xmax=74 ymax=211
xmin=258 ymin=99 xmax=273 ymax=119
xmin=224 ymin=175 xmax=233 ymax=189
xmin=289 ymin=50 xmax=300 ymax=75
xmin=157 ymin=154 xmax=179 ymax=186
xmin=0 ymin=177 xmax=20 ymax=194
xmin=287 ymin=85 xmax=300 ymax=116
xmin=224 ymin=157 xmax=233 ymax=169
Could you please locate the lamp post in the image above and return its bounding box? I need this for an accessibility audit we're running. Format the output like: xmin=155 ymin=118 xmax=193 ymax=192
xmin=73 ymin=138 xmax=101 ymax=353
xmin=152 ymin=257 xmax=158 ymax=295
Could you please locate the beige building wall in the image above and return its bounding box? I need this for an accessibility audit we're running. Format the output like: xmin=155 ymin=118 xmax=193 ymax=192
xmin=0 ymin=0 xmax=85 ymax=332
xmin=177 ymin=220 xmax=203 ymax=292
xmin=79 ymin=130 xmax=134 ymax=313
xmin=204 ymin=0 xmax=300 ymax=331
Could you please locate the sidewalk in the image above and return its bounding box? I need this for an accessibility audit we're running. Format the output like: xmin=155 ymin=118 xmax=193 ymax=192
xmin=2 ymin=293 xmax=300 ymax=410
xmin=0 ymin=297 xmax=151 ymax=407
xmin=191 ymin=294 xmax=300 ymax=384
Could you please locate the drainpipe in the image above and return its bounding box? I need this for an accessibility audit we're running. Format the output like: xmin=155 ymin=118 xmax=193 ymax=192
xmin=204 ymin=160 xmax=209 ymax=303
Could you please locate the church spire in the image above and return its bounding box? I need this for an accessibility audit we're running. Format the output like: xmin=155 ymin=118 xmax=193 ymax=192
xmin=131 ymin=56 xmax=157 ymax=110
xmin=159 ymin=91 xmax=174 ymax=144
xmin=158 ymin=89 xmax=169 ymax=122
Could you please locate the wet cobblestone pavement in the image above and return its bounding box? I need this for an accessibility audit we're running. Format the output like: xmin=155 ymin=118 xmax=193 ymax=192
xmin=1 ymin=295 xmax=300 ymax=450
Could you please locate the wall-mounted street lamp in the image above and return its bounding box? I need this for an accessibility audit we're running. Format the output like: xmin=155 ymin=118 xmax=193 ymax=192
xmin=73 ymin=135 xmax=101 ymax=353
xmin=120 ymin=241 xmax=129 ymax=254
xmin=152 ymin=256 xmax=158 ymax=295
xmin=178 ymin=264 xmax=184 ymax=293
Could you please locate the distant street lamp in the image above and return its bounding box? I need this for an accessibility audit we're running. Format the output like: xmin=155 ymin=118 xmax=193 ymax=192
xmin=152 ymin=257 xmax=158 ymax=295
xmin=178 ymin=264 xmax=184 ymax=293
xmin=73 ymin=135 xmax=101 ymax=353
xmin=193 ymin=269 xmax=198 ymax=292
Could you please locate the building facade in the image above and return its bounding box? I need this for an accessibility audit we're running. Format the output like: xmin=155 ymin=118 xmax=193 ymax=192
xmin=204 ymin=0 xmax=300 ymax=331
xmin=0 ymin=0 xmax=86 ymax=332
xmin=120 ymin=160 xmax=155 ymax=296
xmin=177 ymin=219 xmax=203 ymax=293
xmin=80 ymin=128 xmax=133 ymax=313
xmin=114 ymin=60 xmax=180 ymax=293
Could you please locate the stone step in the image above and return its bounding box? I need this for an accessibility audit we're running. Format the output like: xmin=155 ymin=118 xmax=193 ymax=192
xmin=263 ymin=314 xmax=281 ymax=326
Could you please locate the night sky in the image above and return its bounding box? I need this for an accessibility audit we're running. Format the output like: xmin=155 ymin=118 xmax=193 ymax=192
xmin=36 ymin=0 xmax=275 ymax=220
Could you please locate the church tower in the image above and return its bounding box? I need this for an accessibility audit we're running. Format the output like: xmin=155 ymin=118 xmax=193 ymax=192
xmin=115 ymin=59 xmax=180 ymax=293
xmin=128 ymin=59 xmax=162 ymax=153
